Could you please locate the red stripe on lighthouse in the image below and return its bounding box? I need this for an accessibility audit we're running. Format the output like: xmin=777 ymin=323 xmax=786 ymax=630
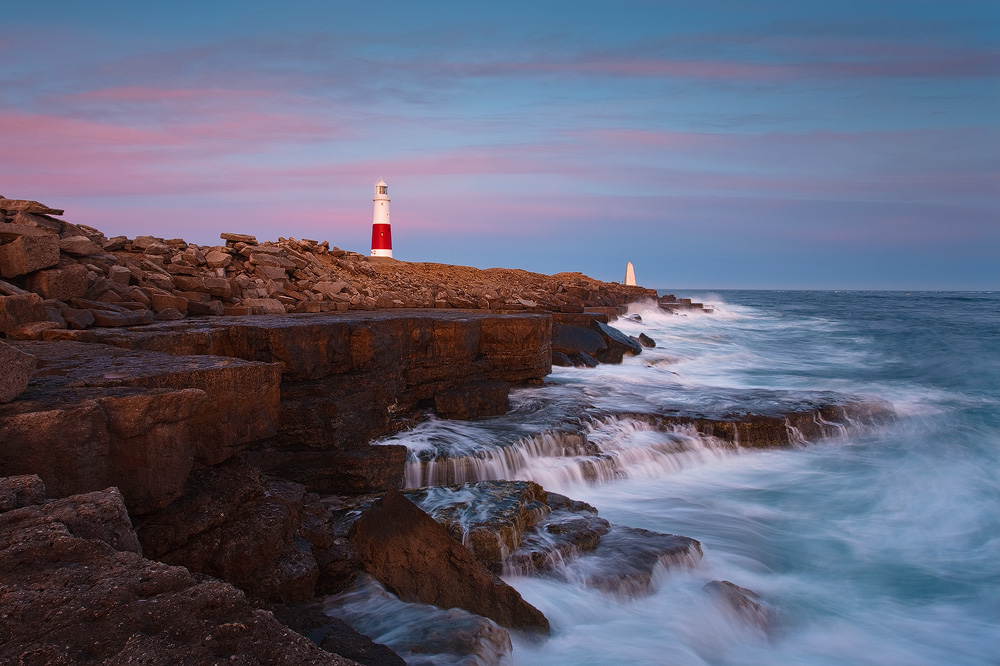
xmin=371 ymin=223 xmax=392 ymax=251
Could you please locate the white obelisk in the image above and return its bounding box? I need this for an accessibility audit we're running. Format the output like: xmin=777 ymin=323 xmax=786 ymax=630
xmin=624 ymin=261 xmax=636 ymax=286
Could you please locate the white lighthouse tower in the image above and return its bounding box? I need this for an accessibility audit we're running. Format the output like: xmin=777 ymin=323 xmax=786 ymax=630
xmin=370 ymin=179 xmax=392 ymax=258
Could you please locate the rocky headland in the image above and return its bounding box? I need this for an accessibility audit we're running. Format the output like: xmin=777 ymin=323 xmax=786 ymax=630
xmin=1 ymin=198 xmax=894 ymax=664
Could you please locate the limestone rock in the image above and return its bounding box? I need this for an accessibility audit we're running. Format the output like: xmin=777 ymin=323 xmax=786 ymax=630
xmin=560 ymin=525 xmax=702 ymax=597
xmin=552 ymin=323 xmax=606 ymax=359
xmin=0 ymin=293 xmax=48 ymax=334
xmin=349 ymin=486 xmax=550 ymax=634
xmin=0 ymin=341 xmax=281 ymax=512
xmin=638 ymin=332 xmax=656 ymax=348
xmin=59 ymin=234 xmax=103 ymax=257
xmin=24 ymin=263 xmax=89 ymax=300
xmin=222 ymin=232 xmax=257 ymax=244
xmin=0 ymin=197 xmax=64 ymax=216
xmin=0 ymin=488 xmax=357 ymax=665
xmin=592 ymin=321 xmax=643 ymax=364
xmin=0 ymin=474 xmax=46 ymax=512
xmin=136 ymin=461 xmax=335 ymax=603
xmin=704 ymin=580 xmax=775 ymax=631
xmin=205 ymin=249 xmax=232 ymax=268
xmin=245 ymin=297 xmax=287 ymax=314
xmin=0 ymin=233 xmax=60 ymax=277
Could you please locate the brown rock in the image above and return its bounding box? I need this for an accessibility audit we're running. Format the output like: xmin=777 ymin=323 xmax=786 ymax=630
xmin=0 ymin=223 xmax=51 ymax=240
xmin=349 ymin=486 xmax=550 ymax=634
xmin=204 ymin=276 xmax=232 ymax=299
xmin=205 ymin=249 xmax=232 ymax=269
xmin=61 ymin=306 xmax=96 ymax=329
xmin=151 ymin=291 xmax=189 ymax=314
xmin=0 ymin=488 xmax=356 ymax=665
xmin=173 ymin=274 xmax=207 ymax=291
xmin=0 ymin=292 xmax=48 ymax=333
xmin=0 ymin=197 xmax=64 ymax=216
xmin=90 ymin=307 xmax=154 ymax=327
xmin=0 ymin=341 xmax=35 ymax=403
xmin=59 ymin=234 xmax=103 ymax=257
xmin=255 ymin=264 xmax=290 ymax=281
xmin=155 ymin=307 xmax=186 ymax=321
xmin=5 ymin=320 xmax=63 ymax=340
xmin=221 ymin=232 xmax=257 ymax=244
xmin=1 ymin=341 xmax=282 ymax=511
xmin=0 ymin=278 xmax=28 ymax=296
xmin=24 ymin=263 xmax=89 ymax=300
xmin=244 ymin=297 xmax=287 ymax=314
xmin=136 ymin=461 xmax=330 ymax=603
xmin=0 ymin=233 xmax=60 ymax=277
xmin=0 ymin=474 xmax=46 ymax=512
xmin=187 ymin=299 xmax=225 ymax=316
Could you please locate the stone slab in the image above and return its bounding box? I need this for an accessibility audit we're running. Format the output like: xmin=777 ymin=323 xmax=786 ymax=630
xmin=0 ymin=340 xmax=282 ymax=512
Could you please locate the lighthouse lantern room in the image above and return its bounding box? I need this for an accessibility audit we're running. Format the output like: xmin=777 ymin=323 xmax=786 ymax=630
xmin=370 ymin=179 xmax=392 ymax=258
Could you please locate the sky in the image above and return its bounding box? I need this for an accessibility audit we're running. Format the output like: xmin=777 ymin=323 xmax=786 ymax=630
xmin=2 ymin=1 xmax=998 ymax=289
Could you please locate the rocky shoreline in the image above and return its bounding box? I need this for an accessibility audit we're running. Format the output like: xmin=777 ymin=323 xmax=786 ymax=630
xmin=1 ymin=198 xmax=894 ymax=664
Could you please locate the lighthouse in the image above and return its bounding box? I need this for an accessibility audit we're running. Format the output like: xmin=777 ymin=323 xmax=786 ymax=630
xmin=370 ymin=179 xmax=392 ymax=258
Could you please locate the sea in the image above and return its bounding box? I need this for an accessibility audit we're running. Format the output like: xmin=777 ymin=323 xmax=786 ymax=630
xmin=327 ymin=291 xmax=1000 ymax=666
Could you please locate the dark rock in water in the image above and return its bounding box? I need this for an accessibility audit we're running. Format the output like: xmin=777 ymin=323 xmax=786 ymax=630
xmin=552 ymin=323 xmax=606 ymax=358
xmin=704 ymin=580 xmax=775 ymax=631
xmin=0 ymin=474 xmax=46 ymax=512
xmin=434 ymin=379 xmax=510 ymax=420
xmin=562 ymin=524 xmax=702 ymax=597
xmin=0 ymin=486 xmax=351 ymax=665
xmin=592 ymin=321 xmax=643 ymax=364
xmin=638 ymin=332 xmax=656 ymax=348
xmin=576 ymin=351 xmax=600 ymax=367
xmin=552 ymin=350 xmax=573 ymax=367
xmin=265 ymin=601 xmax=405 ymax=666
xmin=506 ymin=505 xmax=611 ymax=575
xmin=326 ymin=576 xmax=512 ymax=666
xmin=348 ymin=486 xmax=550 ymax=634
xmin=408 ymin=481 xmax=551 ymax=572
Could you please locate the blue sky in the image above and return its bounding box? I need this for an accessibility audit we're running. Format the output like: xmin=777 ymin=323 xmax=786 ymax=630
xmin=2 ymin=1 xmax=997 ymax=289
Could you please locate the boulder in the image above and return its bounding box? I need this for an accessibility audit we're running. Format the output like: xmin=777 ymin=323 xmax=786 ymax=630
xmin=552 ymin=323 xmax=606 ymax=358
xmin=560 ymin=525 xmax=702 ymax=597
xmin=0 ymin=233 xmax=60 ymax=277
xmin=552 ymin=350 xmax=573 ymax=367
xmin=704 ymin=580 xmax=775 ymax=631
xmin=434 ymin=379 xmax=510 ymax=420
xmin=205 ymin=249 xmax=232 ymax=269
xmin=0 ymin=293 xmax=49 ymax=333
xmin=0 ymin=474 xmax=46 ymax=512
xmin=59 ymin=235 xmax=103 ymax=257
xmin=638 ymin=332 xmax=656 ymax=348
xmin=0 ymin=197 xmax=64 ymax=215
xmin=349 ymin=487 xmax=550 ymax=634
xmin=221 ymin=232 xmax=257 ymax=244
xmin=0 ymin=342 xmax=36 ymax=403
xmin=592 ymin=321 xmax=642 ymax=364
xmin=24 ymin=263 xmax=89 ymax=300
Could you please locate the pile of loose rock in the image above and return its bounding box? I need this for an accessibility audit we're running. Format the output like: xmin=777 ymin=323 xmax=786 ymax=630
xmin=0 ymin=197 xmax=657 ymax=339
